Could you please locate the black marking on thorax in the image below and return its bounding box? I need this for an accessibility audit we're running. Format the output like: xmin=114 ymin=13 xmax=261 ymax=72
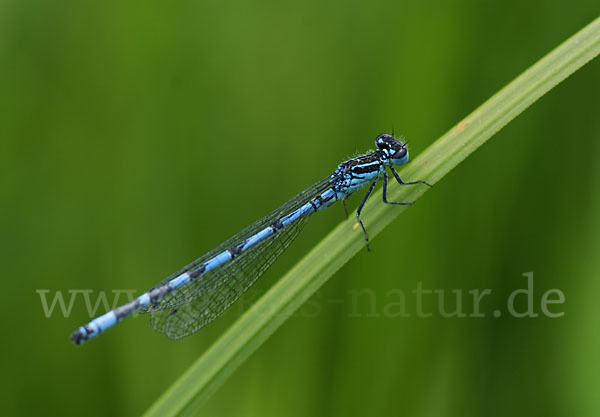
xmin=339 ymin=152 xmax=384 ymax=177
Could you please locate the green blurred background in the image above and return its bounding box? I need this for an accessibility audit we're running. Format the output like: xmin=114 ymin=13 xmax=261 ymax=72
xmin=2 ymin=1 xmax=599 ymax=416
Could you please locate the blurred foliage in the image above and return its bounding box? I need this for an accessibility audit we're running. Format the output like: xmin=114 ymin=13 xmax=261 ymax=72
xmin=1 ymin=1 xmax=599 ymax=416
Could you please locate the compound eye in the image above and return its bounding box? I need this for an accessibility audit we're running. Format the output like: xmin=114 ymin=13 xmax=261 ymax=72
xmin=393 ymin=148 xmax=406 ymax=160
xmin=375 ymin=134 xmax=393 ymax=149
xmin=391 ymin=147 xmax=409 ymax=166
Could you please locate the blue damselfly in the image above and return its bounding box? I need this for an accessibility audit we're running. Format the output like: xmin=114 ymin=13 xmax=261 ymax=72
xmin=71 ymin=134 xmax=431 ymax=344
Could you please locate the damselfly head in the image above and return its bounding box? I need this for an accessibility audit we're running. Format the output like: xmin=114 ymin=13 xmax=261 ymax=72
xmin=375 ymin=133 xmax=409 ymax=166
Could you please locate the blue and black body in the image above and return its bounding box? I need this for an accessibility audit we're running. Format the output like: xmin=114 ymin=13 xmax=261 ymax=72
xmin=71 ymin=134 xmax=431 ymax=344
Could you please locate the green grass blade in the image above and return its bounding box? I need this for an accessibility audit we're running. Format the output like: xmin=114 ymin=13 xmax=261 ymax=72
xmin=143 ymin=16 xmax=600 ymax=417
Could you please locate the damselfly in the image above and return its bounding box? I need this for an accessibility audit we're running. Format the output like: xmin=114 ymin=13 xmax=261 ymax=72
xmin=71 ymin=134 xmax=431 ymax=344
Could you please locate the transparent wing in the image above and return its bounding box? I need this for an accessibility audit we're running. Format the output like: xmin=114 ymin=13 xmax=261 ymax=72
xmin=139 ymin=172 xmax=340 ymax=326
xmin=150 ymin=213 xmax=308 ymax=339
